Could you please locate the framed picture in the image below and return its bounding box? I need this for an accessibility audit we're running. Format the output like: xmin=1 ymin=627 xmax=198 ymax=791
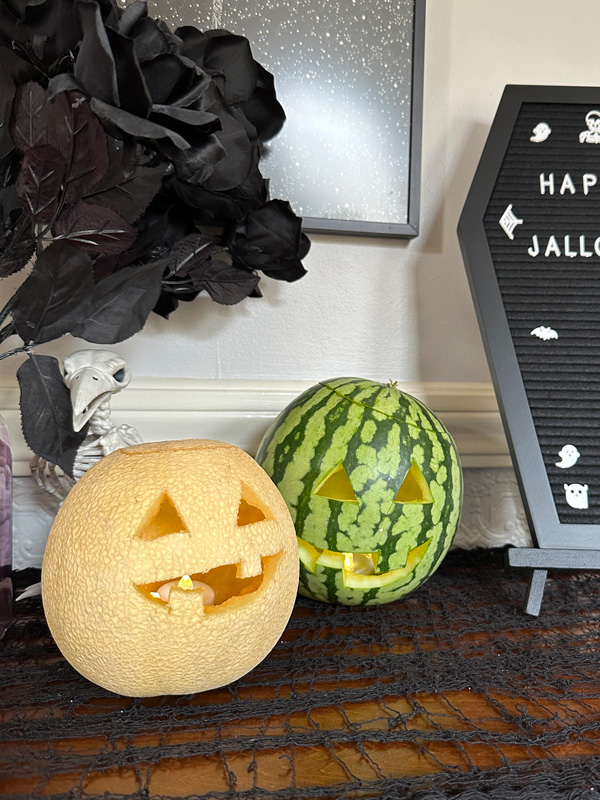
xmin=458 ymin=84 xmax=600 ymax=614
xmin=153 ymin=0 xmax=426 ymax=238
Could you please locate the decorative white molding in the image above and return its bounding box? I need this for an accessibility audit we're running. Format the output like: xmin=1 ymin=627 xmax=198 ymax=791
xmin=0 ymin=377 xmax=510 ymax=475
xmin=3 ymin=377 xmax=526 ymax=568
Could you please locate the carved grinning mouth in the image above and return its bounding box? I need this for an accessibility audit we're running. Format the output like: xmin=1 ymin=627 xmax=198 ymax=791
xmin=297 ymin=538 xmax=431 ymax=588
xmin=135 ymin=553 xmax=282 ymax=614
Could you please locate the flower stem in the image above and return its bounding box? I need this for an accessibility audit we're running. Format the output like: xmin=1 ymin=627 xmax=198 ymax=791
xmin=0 ymin=345 xmax=33 ymax=363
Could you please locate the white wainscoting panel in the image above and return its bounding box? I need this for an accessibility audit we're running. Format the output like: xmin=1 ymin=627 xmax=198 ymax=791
xmin=1 ymin=377 xmax=531 ymax=568
xmin=0 ymin=378 xmax=510 ymax=475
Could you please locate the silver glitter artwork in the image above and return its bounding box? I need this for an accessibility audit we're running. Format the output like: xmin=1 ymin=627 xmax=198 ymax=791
xmin=147 ymin=0 xmax=415 ymax=226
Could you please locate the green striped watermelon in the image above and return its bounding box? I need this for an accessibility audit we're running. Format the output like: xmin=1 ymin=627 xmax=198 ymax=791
xmin=255 ymin=378 xmax=463 ymax=606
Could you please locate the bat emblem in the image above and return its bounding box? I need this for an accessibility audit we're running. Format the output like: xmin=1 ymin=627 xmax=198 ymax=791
xmin=531 ymin=326 xmax=558 ymax=340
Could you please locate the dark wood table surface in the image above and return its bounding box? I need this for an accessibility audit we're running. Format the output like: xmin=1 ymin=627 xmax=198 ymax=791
xmin=2 ymin=553 xmax=600 ymax=799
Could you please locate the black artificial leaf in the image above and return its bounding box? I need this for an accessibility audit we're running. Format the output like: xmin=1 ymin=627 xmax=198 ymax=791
xmin=74 ymin=0 xmax=119 ymax=106
xmin=163 ymin=232 xmax=223 ymax=279
xmin=153 ymin=290 xmax=180 ymax=318
xmin=46 ymin=91 xmax=109 ymax=204
xmin=160 ymin=231 xmax=259 ymax=304
xmin=203 ymin=32 xmax=257 ymax=105
xmin=21 ymin=0 xmax=83 ymax=66
xmin=163 ymin=136 xmax=226 ymax=186
xmin=71 ymin=258 xmax=165 ymax=343
xmin=54 ymin=201 xmax=136 ymax=256
xmin=0 ymin=234 xmax=34 ymax=277
xmin=0 ymin=3 xmax=27 ymax=45
xmin=92 ymin=207 xmax=170 ymax=280
xmin=46 ymin=72 xmax=80 ymax=98
xmin=0 ymin=47 xmax=39 ymax=85
xmin=90 ymin=97 xmax=191 ymax=149
xmin=187 ymin=258 xmax=260 ymax=305
xmin=0 ymin=71 xmax=15 ymax=159
xmin=226 ymin=199 xmax=307 ymax=270
xmin=12 ymin=240 xmax=93 ymax=343
xmin=16 ymin=144 xmax=66 ymax=224
xmin=226 ymin=198 xmax=310 ymax=281
xmin=0 ymin=176 xmax=35 ymax=276
xmin=86 ymin=162 xmax=167 ymax=224
xmin=0 ymin=150 xmax=21 ymax=188
xmin=17 ymin=354 xmax=88 ymax=477
xmin=9 ymin=81 xmax=50 ymax=152
xmin=0 ymin=186 xmax=16 ymax=248
xmin=260 ymin=256 xmax=307 ymax=282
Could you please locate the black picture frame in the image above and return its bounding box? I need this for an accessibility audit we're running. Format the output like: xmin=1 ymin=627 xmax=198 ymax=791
xmin=186 ymin=0 xmax=426 ymax=239
xmin=458 ymin=84 xmax=600 ymax=615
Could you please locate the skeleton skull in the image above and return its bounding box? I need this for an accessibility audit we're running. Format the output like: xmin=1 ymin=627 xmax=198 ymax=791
xmin=63 ymin=350 xmax=132 ymax=432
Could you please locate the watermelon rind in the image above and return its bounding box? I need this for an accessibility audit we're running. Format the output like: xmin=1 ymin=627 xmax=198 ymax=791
xmin=256 ymin=378 xmax=463 ymax=606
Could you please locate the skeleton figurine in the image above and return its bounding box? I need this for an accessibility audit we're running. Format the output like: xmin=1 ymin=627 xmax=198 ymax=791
xmin=31 ymin=350 xmax=143 ymax=500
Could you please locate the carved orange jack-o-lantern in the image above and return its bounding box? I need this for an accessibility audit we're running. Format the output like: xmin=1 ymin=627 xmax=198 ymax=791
xmin=42 ymin=440 xmax=299 ymax=697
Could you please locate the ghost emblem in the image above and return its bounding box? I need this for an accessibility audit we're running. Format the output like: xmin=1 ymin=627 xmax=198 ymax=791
xmin=556 ymin=445 xmax=580 ymax=469
xmin=530 ymin=122 xmax=551 ymax=143
xmin=564 ymin=483 xmax=588 ymax=510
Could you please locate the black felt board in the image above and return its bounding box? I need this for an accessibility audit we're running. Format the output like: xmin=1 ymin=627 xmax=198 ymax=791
xmin=459 ymin=86 xmax=600 ymax=612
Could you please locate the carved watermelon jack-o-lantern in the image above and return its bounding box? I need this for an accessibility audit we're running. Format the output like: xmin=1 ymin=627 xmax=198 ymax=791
xmin=42 ymin=440 xmax=299 ymax=697
xmin=256 ymin=378 xmax=463 ymax=606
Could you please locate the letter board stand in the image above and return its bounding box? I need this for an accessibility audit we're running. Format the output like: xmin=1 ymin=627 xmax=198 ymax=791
xmin=458 ymin=85 xmax=600 ymax=615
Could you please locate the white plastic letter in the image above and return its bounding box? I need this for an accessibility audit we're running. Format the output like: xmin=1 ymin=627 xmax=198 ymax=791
xmin=564 ymin=236 xmax=577 ymax=257
xmin=528 ymin=235 xmax=540 ymax=257
xmin=583 ymin=173 xmax=598 ymax=195
xmin=580 ymin=235 xmax=593 ymax=257
xmin=540 ymin=173 xmax=555 ymax=195
xmin=560 ymin=174 xmax=576 ymax=194
xmin=545 ymin=235 xmax=561 ymax=257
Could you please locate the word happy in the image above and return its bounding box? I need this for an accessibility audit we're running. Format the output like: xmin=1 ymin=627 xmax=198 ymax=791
xmin=526 ymin=173 xmax=600 ymax=258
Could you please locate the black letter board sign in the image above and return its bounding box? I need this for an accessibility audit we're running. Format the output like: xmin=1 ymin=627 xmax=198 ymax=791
xmin=458 ymin=85 xmax=600 ymax=615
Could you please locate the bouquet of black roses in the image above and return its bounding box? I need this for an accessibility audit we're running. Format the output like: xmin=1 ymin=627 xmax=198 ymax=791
xmin=0 ymin=0 xmax=310 ymax=357
xmin=0 ymin=0 xmax=310 ymax=473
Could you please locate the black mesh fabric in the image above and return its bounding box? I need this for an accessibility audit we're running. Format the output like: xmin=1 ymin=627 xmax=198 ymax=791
xmin=3 ymin=550 xmax=600 ymax=799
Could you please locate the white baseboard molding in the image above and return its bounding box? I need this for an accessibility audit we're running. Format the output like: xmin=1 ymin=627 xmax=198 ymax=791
xmin=5 ymin=378 xmax=529 ymax=569
xmin=0 ymin=377 xmax=510 ymax=476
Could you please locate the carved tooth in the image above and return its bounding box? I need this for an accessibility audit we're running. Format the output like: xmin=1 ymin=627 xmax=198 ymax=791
xmin=168 ymin=586 xmax=206 ymax=618
xmin=237 ymin=553 xmax=263 ymax=579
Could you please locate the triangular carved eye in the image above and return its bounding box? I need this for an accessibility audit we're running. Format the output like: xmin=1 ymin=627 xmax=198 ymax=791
xmin=135 ymin=493 xmax=190 ymax=540
xmin=394 ymin=462 xmax=433 ymax=504
xmin=313 ymin=462 xmax=358 ymax=503
xmin=237 ymin=483 xmax=271 ymax=526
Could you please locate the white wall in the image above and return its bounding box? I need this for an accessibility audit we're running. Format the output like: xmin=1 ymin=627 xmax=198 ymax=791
xmin=2 ymin=0 xmax=599 ymax=385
